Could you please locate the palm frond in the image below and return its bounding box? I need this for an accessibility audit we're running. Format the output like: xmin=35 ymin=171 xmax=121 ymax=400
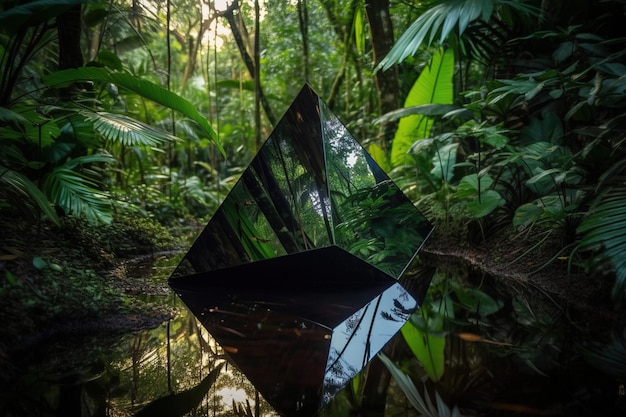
xmin=577 ymin=184 xmax=626 ymax=304
xmin=377 ymin=0 xmax=539 ymax=71
xmin=43 ymin=67 xmax=225 ymax=156
xmin=43 ymin=154 xmax=116 ymax=224
xmin=0 ymin=165 xmax=60 ymax=226
xmin=85 ymin=111 xmax=179 ymax=147
xmin=578 ymin=337 xmax=626 ymax=379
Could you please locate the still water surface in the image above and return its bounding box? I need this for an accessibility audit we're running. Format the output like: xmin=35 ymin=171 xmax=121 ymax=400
xmin=2 ymin=254 xmax=625 ymax=417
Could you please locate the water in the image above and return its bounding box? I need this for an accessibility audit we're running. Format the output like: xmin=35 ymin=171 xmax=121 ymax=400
xmin=1 ymin=255 xmax=625 ymax=417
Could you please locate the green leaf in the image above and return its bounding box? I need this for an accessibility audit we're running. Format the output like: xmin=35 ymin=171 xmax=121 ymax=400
xmin=94 ymin=50 xmax=124 ymax=71
xmin=431 ymin=142 xmax=458 ymax=182
xmin=43 ymin=67 xmax=225 ymax=156
xmin=375 ymin=104 xmax=463 ymax=124
xmin=135 ymin=362 xmax=224 ymax=417
xmin=577 ymin=185 xmax=626 ymax=304
xmin=6 ymin=271 xmax=17 ymax=285
xmin=49 ymin=263 xmax=64 ymax=272
xmin=32 ymin=256 xmax=48 ymax=270
xmin=43 ymin=155 xmax=115 ymax=225
xmin=513 ymin=203 xmax=544 ymax=227
xmin=401 ymin=315 xmax=446 ymax=381
xmin=455 ymin=286 xmax=504 ymax=316
xmin=378 ymin=0 xmax=494 ymax=71
xmin=0 ymin=107 xmax=29 ymax=126
xmin=0 ymin=166 xmax=61 ymax=226
xmin=391 ymin=48 xmax=455 ymax=167
xmin=353 ymin=8 xmax=365 ymax=54
xmin=456 ymin=173 xmax=494 ymax=199
xmin=85 ymin=111 xmax=179 ymax=146
xmin=378 ymin=352 xmax=444 ymax=416
xmin=466 ymin=189 xmax=504 ymax=218
xmin=520 ymin=113 xmax=564 ymax=144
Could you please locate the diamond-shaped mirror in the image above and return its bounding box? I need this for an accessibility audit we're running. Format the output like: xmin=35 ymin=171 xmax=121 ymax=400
xmin=169 ymin=84 xmax=434 ymax=416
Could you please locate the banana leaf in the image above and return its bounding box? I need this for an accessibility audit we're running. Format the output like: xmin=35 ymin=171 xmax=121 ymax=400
xmin=391 ymin=48 xmax=454 ymax=167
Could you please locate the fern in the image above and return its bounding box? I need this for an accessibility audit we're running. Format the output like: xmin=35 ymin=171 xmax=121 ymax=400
xmin=576 ymin=184 xmax=626 ymax=305
xmin=0 ymin=165 xmax=60 ymax=226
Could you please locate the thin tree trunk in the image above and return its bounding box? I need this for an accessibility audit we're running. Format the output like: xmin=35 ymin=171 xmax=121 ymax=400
xmin=297 ymin=0 xmax=309 ymax=83
xmin=57 ymin=5 xmax=83 ymax=70
xmin=365 ymin=0 xmax=399 ymax=149
xmin=254 ymin=0 xmax=261 ymax=149
xmin=56 ymin=4 xmax=84 ymax=100
xmin=219 ymin=0 xmax=277 ymax=128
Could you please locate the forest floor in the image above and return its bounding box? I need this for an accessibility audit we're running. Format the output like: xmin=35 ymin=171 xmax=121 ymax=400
xmin=1 ymin=213 xmax=624 ymax=380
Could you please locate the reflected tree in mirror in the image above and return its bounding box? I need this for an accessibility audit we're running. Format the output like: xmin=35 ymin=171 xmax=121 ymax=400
xmin=169 ymin=84 xmax=434 ymax=416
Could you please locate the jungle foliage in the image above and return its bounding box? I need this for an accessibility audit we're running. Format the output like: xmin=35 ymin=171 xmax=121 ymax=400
xmin=1 ymin=0 xmax=626 ymax=415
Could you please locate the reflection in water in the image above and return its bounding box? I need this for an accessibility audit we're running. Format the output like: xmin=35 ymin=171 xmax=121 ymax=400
xmin=1 ymin=256 xmax=624 ymax=416
xmin=169 ymin=246 xmax=431 ymax=416
xmin=322 ymin=282 xmax=417 ymax=407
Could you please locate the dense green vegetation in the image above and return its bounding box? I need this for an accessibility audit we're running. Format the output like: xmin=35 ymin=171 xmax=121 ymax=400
xmin=1 ymin=0 xmax=625 ymax=415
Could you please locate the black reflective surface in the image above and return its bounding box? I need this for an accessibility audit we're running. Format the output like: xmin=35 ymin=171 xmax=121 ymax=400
xmin=169 ymin=84 xmax=434 ymax=416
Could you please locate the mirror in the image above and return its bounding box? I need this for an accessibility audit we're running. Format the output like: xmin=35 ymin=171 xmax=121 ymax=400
xmin=169 ymin=84 xmax=434 ymax=416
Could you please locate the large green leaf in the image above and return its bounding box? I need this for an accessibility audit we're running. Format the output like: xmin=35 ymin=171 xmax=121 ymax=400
xmin=378 ymin=352 xmax=436 ymax=415
xmin=222 ymin=200 xmax=276 ymax=261
xmin=400 ymin=315 xmax=446 ymax=381
xmin=43 ymin=67 xmax=225 ymax=156
xmin=457 ymin=173 xmax=504 ymax=218
xmin=455 ymin=286 xmax=504 ymax=316
xmin=391 ymin=48 xmax=455 ymax=167
xmin=430 ymin=142 xmax=458 ymax=182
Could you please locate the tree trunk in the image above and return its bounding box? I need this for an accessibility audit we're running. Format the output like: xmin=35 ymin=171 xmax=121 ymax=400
xmin=365 ymin=0 xmax=399 ymax=149
xmin=56 ymin=4 xmax=85 ymax=100
xmin=56 ymin=5 xmax=83 ymax=70
xmin=297 ymin=0 xmax=309 ymax=83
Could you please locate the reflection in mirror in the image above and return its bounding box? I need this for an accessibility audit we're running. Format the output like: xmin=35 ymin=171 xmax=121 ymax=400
xmin=169 ymin=84 xmax=434 ymax=416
